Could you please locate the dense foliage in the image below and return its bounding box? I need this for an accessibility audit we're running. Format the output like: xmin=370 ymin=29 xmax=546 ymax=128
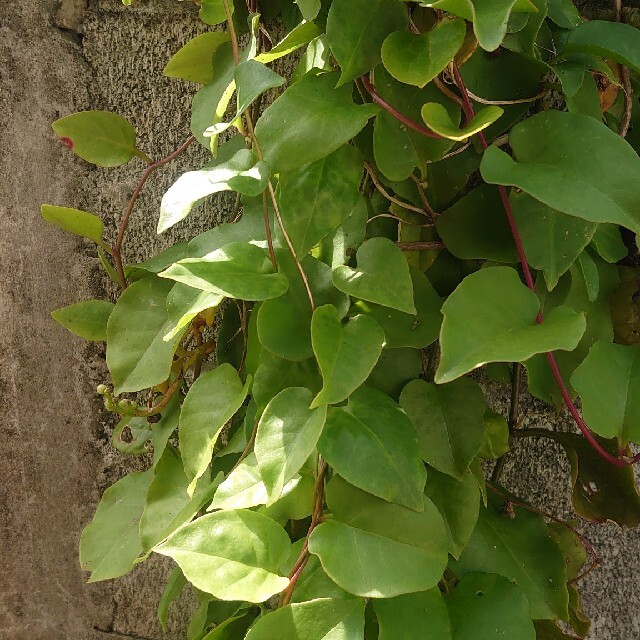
xmin=44 ymin=0 xmax=640 ymax=637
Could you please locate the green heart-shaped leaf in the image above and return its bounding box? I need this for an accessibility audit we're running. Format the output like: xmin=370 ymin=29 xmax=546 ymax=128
xmin=310 ymin=305 xmax=385 ymax=408
xmin=163 ymin=32 xmax=231 ymax=84
xmin=333 ymin=238 xmax=416 ymax=315
xmin=318 ymin=387 xmax=427 ymax=510
xmin=436 ymin=267 xmax=586 ymax=383
xmin=421 ymin=102 xmax=503 ymax=141
xmin=382 ymin=19 xmax=466 ymax=88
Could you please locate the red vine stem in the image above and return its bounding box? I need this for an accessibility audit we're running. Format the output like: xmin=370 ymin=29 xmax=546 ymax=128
xmin=450 ymin=63 xmax=640 ymax=468
xmin=360 ymin=74 xmax=442 ymax=139
xmin=112 ymin=135 xmax=196 ymax=290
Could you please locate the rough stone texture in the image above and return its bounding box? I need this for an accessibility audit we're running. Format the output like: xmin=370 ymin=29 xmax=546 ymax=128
xmin=1 ymin=1 xmax=639 ymax=640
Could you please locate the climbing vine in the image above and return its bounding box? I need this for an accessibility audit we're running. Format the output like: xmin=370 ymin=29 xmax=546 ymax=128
xmin=44 ymin=0 xmax=640 ymax=637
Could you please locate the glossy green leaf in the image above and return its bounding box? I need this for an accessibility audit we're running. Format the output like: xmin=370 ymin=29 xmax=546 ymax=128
xmin=255 ymin=21 xmax=322 ymax=63
xmin=209 ymin=453 xmax=270 ymax=510
xmin=255 ymin=71 xmax=378 ymax=172
xmin=310 ymin=305 xmax=385 ymax=408
xmin=591 ymin=224 xmax=627 ymax=263
xmin=381 ymin=19 xmax=466 ymax=88
xmin=453 ymin=495 xmax=569 ymax=619
xmin=163 ymin=32 xmax=231 ymax=84
xmin=564 ymin=20 xmax=640 ymax=74
xmin=424 ymin=467 xmax=480 ymax=559
xmin=375 ymin=589 xmax=452 ymax=640
xmin=445 ymin=573 xmax=536 ymax=639
xmin=180 ymin=364 xmax=250 ymax=494
xmin=546 ymin=0 xmax=581 ymax=28
xmin=140 ymin=447 xmax=220 ymax=552
xmin=41 ymin=204 xmax=104 ymax=245
xmin=295 ymin=0 xmax=321 ymax=21
xmin=422 ymin=103 xmax=503 ymax=141
xmin=51 ymin=300 xmax=114 ymax=341
xmin=481 ymin=111 xmax=640 ymax=234
xmin=571 ymin=341 xmax=640 ymax=444
xmin=158 ymin=150 xmax=269 ymax=233
xmin=160 ymin=242 xmax=288 ymax=301
xmin=155 ymin=509 xmax=290 ymax=602
xmin=308 ymin=477 xmax=448 ymax=597
xmin=199 ymin=0 xmax=230 ymax=25
xmin=235 ymin=59 xmax=285 ymax=115
xmin=164 ymin=284 xmax=224 ymax=342
xmin=437 ymin=267 xmax=586 ymax=384
xmin=333 ymin=238 xmax=416 ymax=315
xmin=244 ymin=598 xmax=365 ymax=640
xmin=292 ymin=35 xmax=332 ymax=82
xmin=512 ymin=192 xmax=597 ymax=290
xmin=352 ymin=268 xmax=442 ymax=349
xmin=318 ymin=387 xmax=427 ymax=510
xmin=430 ymin=0 xmax=537 ymax=51
xmin=326 ymin=0 xmax=408 ymax=85
xmin=106 ymin=277 xmax=182 ymax=394
xmin=256 ymin=387 xmax=326 ymax=504
xmin=400 ymin=378 xmax=486 ymax=478
xmin=436 ymin=185 xmax=518 ymax=263
xmin=80 ymin=470 xmax=152 ymax=582
xmin=257 ymin=251 xmax=350 ymax=361
xmin=277 ymin=144 xmax=364 ymax=257
xmin=52 ymin=110 xmax=143 ymax=167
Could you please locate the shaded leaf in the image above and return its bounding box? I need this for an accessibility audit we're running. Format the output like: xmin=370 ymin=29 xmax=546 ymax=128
xmin=311 ymin=305 xmax=385 ymax=408
xmin=319 ymin=387 xmax=427 ymax=510
xmin=437 ymin=267 xmax=586 ymax=384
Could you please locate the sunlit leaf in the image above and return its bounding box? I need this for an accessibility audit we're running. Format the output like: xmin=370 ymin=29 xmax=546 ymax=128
xmin=51 ymin=300 xmax=114 ymax=341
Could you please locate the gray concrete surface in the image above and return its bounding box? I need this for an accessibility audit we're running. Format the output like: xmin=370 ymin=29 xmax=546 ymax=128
xmin=0 ymin=1 xmax=638 ymax=639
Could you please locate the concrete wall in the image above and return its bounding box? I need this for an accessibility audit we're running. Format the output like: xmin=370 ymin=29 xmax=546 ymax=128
xmin=0 ymin=1 xmax=637 ymax=639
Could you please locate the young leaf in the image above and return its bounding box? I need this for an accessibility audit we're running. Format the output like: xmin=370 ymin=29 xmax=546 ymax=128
xmin=326 ymin=0 xmax=408 ymax=86
xmin=277 ymin=144 xmax=364 ymax=257
xmin=511 ymin=192 xmax=597 ymax=290
xmin=79 ymin=470 xmax=152 ymax=582
xmin=310 ymin=305 xmax=385 ymax=408
xmin=381 ymin=19 xmax=466 ymax=88
xmin=254 ymin=72 xmax=378 ymax=172
xmin=163 ymin=32 xmax=231 ymax=84
xmin=308 ymin=477 xmax=448 ymax=597
xmin=52 ymin=110 xmax=143 ymax=167
xmin=158 ymin=150 xmax=270 ymax=233
xmin=352 ymin=268 xmax=442 ymax=349
xmin=179 ymin=364 xmax=250 ymax=494
xmin=159 ymin=242 xmax=288 ymax=301
xmin=164 ymin=284 xmax=224 ymax=342
xmin=424 ymin=467 xmax=481 ymax=559
xmin=257 ymin=251 xmax=350 ymax=361
xmin=106 ymin=277 xmax=183 ymax=394
xmin=445 ymin=573 xmax=536 ymax=639
xmin=235 ymin=60 xmax=285 ymax=116
xmin=333 ymin=238 xmax=416 ymax=315
xmin=452 ymin=495 xmax=569 ymax=620
xmin=570 ymin=341 xmax=640 ymax=444
xmin=591 ymin=224 xmax=627 ymax=263
xmin=564 ymin=20 xmax=640 ymax=74
xmin=430 ymin=0 xmax=538 ymax=52
xmin=436 ymin=267 xmax=586 ymax=384
xmin=480 ymin=111 xmax=640 ymax=234
xmin=199 ymin=0 xmax=230 ymax=25
xmin=421 ymin=103 xmax=503 ymax=141
xmin=140 ymin=447 xmax=220 ymax=552
xmin=374 ymin=589 xmax=453 ymax=640
xmin=400 ymin=377 xmax=486 ymax=479
xmin=255 ymin=21 xmax=322 ymax=64
xmin=318 ymin=387 xmax=427 ymax=511
xmin=155 ymin=509 xmax=291 ymax=602
xmin=244 ymin=598 xmax=365 ymax=640
xmin=51 ymin=300 xmax=114 ymax=341
xmin=255 ymin=387 xmax=327 ymax=504
xmin=41 ymin=204 xmax=104 ymax=245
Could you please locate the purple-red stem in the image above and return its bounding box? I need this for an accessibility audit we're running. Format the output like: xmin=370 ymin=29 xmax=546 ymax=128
xmin=450 ymin=63 xmax=640 ymax=467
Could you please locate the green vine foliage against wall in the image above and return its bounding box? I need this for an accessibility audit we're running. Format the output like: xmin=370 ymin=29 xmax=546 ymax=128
xmin=43 ymin=0 xmax=640 ymax=637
